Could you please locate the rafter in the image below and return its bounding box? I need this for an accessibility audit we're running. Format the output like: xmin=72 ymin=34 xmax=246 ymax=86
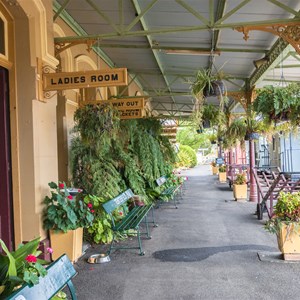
xmin=267 ymin=0 xmax=300 ymax=17
xmin=85 ymin=0 xmax=121 ymax=34
xmin=54 ymin=18 xmax=300 ymax=42
xmin=175 ymin=0 xmax=209 ymax=26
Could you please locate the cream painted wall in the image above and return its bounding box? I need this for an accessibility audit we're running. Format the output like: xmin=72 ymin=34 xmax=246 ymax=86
xmin=11 ymin=0 xmax=59 ymax=242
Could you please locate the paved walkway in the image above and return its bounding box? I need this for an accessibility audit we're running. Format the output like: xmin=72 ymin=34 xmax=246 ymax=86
xmin=74 ymin=165 xmax=300 ymax=300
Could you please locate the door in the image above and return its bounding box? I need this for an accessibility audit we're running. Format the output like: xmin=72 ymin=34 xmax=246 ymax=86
xmin=0 ymin=66 xmax=14 ymax=250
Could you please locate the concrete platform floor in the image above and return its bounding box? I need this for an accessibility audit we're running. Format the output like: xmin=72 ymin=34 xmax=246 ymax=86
xmin=73 ymin=165 xmax=300 ymax=300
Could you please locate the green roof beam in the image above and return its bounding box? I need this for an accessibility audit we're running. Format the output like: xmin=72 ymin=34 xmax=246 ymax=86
xmin=175 ymin=0 xmax=210 ymax=26
xmin=125 ymin=0 xmax=158 ymax=32
xmin=267 ymin=0 xmax=300 ymax=17
xmin=53 ymin=0 xmax=70 ymax=21
xmin=215 ymin=0 xmax=252 ymax=25
xmin=54 ymin=17 xmax=300 ymax=42
xmin=85 ymin=0 xmax=121 ymax=34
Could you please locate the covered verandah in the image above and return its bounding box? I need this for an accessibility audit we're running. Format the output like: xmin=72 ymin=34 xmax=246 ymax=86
xmin=73 ymin=165 xmax=297 ymax=300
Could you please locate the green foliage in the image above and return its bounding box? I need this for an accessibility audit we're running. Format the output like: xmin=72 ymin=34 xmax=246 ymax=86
xmin=202 ymin=104 xmax=220 ymax=127
xmin=265 ymin=192 xmax=300 ymax=235
xmin=43 ymin=182 xmax=94 ymax=233
xmin=0 ymin=238 xmax=49 ymax=298
xmin=176 ymin=127 xmax=211 ymax=151
xmin=71 ymin=105 xmax=176 ymax=244
xmin=218 ymin=165 xmax=226 ymax=173
xmin=234 ymin=173 xmax=247 ymax=185
xmin=253 ymin=84 xmax=300 ymax=126
xmin=176 ymin=145 xmax=197 ymax=168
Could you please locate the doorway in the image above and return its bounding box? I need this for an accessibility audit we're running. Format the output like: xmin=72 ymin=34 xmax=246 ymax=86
xmin=0 ymin=66 xmax=14 ymax=250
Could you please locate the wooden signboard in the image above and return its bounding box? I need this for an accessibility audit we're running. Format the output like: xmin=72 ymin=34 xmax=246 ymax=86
xmin=43 ymin=68 xmax=127 ymax=91
xmin=83 ymin=97 xmax=144 ymax=111
xmin=119 ymin=109 xmax=144 ymax=119
xmin=162 ymin=128 xmax=177 ymax=134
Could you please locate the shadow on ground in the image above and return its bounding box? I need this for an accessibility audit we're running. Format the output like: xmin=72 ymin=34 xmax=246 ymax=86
xmin=153 ymin=244 xmax=277 ymax=262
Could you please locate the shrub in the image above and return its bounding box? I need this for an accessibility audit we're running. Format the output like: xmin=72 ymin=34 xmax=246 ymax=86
xmin=219 ymin=165 xmax=226 ymax=173
xmin=234 ymin=173 xmax=247 ymax=185
xmin=177 ymin=145 xmax=197 ymax=168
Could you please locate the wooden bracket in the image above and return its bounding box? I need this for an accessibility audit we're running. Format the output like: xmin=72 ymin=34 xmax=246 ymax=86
xmin=234 ymin=22 xmax=300 ymax=55
xmin=55 ymin=39 xmax=98 ymax=57
xmin=228 ymin=89 xmax=257 ymax=111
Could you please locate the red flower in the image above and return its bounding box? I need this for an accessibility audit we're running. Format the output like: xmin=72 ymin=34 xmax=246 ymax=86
xmin=88 ymin=203 xmax=93 ymax=208
xmin=119 ymin=211 xmax=123 ymax=216
xmin=90 ymin=210 xmax=95 ymax=213
xmin=67 ymin=195 xmax=73 ymax=200
xmin=78 ymin=189 xmax=83 ymax=192
xmin=59 ymin=183 xmax=64 ymax=189
xmin=25 ymin=254 xmax=37 ymax=263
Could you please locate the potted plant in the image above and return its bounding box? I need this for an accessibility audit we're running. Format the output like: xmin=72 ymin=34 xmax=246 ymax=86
xmin=253 ymin=84 xmax=300 ymax=125
xmin=233 ymin=173 xmax=247 ymax=201
xmin=218 ymin=165 xmax=227 ymax=183
xmin=211 ymin=161 xmax=218 ymax=175
xmin=265 ymin=192 xmax=300 ymax=260
xmin=43 ymin=182 xmax=95 ymax=262
xmin=0 ymin=237 xmax=50 ymax=298
xmin=202 ymin=104 xmax=219 ymax=128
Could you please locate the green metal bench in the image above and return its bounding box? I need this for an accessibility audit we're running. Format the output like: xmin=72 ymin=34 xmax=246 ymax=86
xmin=156 ymin=176 xmax=181 ymax=209
xmin=7 ymin=254 xmax=77 ymax=300
xmin=103 ymin=189 xmax=154 ymax=256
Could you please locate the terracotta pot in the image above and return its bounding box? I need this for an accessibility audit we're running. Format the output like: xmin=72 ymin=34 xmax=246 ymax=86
xmin=219 ymin=172 xmax=227 ymax=183
xmin=233 ymin=184 xmax=247 ymax=201
xmin=50 ymin=227 xmax=83 ymax=262
xmin=277 ymin=223 xmax=300 ymax=260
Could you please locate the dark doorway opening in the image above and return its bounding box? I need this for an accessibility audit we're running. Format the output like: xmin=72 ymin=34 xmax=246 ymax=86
xmin=0 ymin=66 xmax=14 ymax=250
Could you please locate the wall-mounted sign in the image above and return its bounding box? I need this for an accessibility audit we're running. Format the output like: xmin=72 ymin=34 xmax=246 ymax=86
xmin=83 ymin=97 xmax=144 ymax=111
xmin=43 ymin=68 xmax=127 ymax=91
xmin=162 ymin=128 xmax=177 ymax=134
xmin=120 ymin=109 xmax=144 ymax=119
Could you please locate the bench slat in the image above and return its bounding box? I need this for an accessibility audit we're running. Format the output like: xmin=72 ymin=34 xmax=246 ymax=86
xmin=115 ymin=204 xmax=153 ymax=231
xmin=7 ymin=254 xmax=77 ymax=300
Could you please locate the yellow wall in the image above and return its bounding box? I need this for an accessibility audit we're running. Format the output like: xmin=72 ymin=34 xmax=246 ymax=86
xmin=1 ymin=0 xmax=145 ymax=246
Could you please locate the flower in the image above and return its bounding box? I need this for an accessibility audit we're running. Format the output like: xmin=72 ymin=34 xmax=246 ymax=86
xmin=46 ymin=247 xmax=53 ymax=254
xmin=88 ymin=203 xmax=93 ymax=208
xmin=43 ymin=182 xmax=95 ymax=233
xmin=119 ymin=211 xmax=123 ymax=216
xmin=25 ymin=254 xmax=37 ymax=263
xmin=59 ymin=183 xmax=64 ymax=189
xmin=0 ymin=237 xmax=48 ymax=296
xmin=90 ymin=209 xmax=95 ymax=213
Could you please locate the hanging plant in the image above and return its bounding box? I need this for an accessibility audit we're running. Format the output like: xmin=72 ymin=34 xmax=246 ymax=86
xmin=253 ymin=83 xmax=300 ymax=125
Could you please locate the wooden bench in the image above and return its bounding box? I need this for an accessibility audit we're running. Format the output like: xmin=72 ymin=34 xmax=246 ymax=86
xmin=156 ymin=176 xmax=182 ymax=209
xmin=7 ymin=254 xmax=77 ymax=300
xmin=103 ymin=189 xmax=154 ymax=256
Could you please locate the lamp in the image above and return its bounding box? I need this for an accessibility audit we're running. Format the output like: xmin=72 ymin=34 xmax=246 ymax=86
xmin=253 ymin=56 xmax=269 ymax=68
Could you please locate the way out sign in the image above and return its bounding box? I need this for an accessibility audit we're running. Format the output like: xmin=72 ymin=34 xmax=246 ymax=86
xmin=83 ymin=97 xmax=144 ymax=110
xmin=43 ymin=68 xmax=127 ymax=91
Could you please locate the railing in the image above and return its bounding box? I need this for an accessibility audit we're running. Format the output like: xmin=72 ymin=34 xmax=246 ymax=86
xmin=253 ymin=168 xmax=300 ymax=220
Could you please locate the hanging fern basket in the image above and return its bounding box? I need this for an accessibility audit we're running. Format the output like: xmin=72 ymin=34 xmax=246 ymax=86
xmin=203 ymin=80 xmax=226 ymax=97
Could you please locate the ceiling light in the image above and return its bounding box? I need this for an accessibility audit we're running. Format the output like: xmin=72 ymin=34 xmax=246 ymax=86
xmin=164 ymin=50 xmax=221 ymax=56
